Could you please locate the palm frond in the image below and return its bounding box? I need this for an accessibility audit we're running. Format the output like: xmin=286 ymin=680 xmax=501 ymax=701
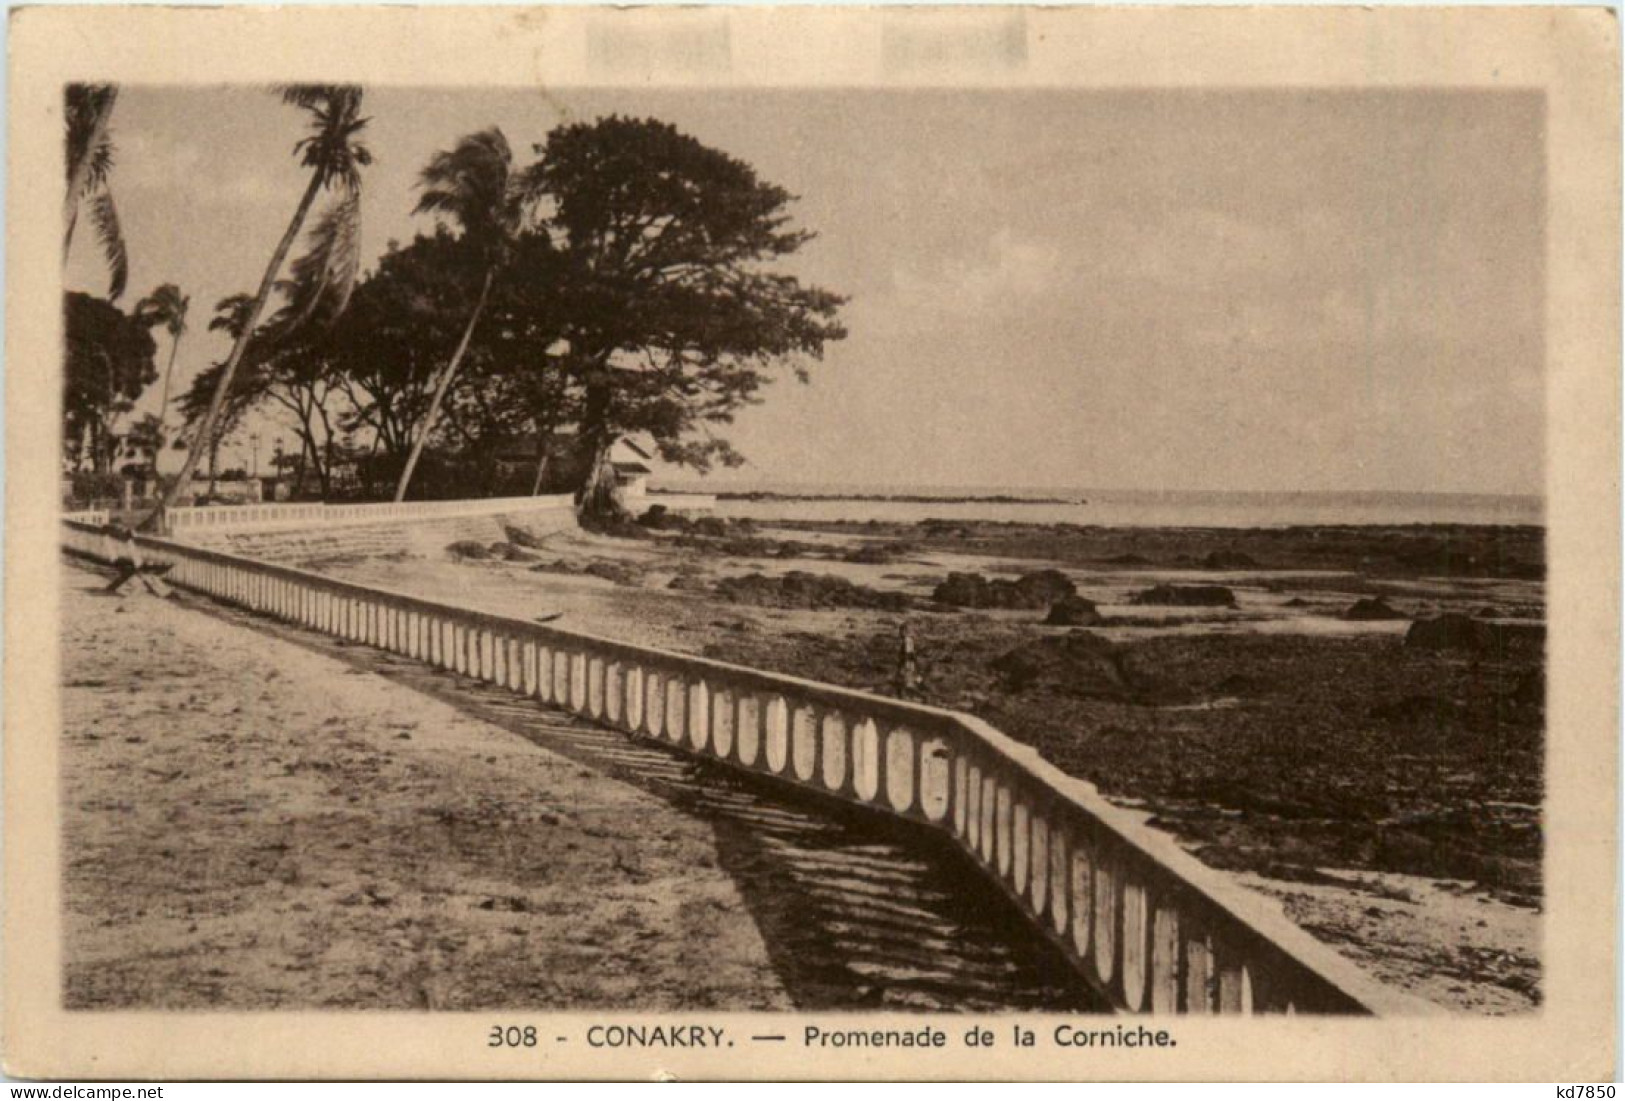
xmin=266 ymin=191 xmax=362 ymax=339
xmin=275 ymin=84 xmax=342 ymax=110
xmin=65 ymin=84 xmax=117 ymax=190
xmin=277 ymin=85 xmax=372 ymax=193
xmin=209 ymin=293 xmax=257 ymax=340
xmin=89 ymin=189 xmax=127 ymax=301
xmin=136 ymin=283 xmax=190 ymax=334
xmin=84 ymin=140 xmax=115 ymax=195
xmin=412 ymin=127 xmax=518 ymax=260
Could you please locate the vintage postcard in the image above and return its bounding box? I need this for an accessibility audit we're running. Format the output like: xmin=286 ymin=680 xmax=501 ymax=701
xmin=4 ymin=2 xmax=1619 ymax=1082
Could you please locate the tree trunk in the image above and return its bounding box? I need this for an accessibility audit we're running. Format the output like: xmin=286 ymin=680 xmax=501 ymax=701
xmin=154 ymin=330 xmax=182 ymax=450
xmin=575 ymin=373 xmax=625 ymax=522
xmin=312 ymin=401 xmax=336 ymax=499
xmin=392 ymin=267 xmax=495 ymax=503
xmin=207 ymin=435 xmax=220 ymax=498
xmin=142 ymin=170 xmax=325 ymax=530
xmin=578 ymin=437 xmax=623 ymax=521
xmin=91 ymin=418 xmax=107 ymax=475
xmin=291 ymin=442 xmax=308 ymax=498
xmin=529 ymin=440 xmax=551 ymax=496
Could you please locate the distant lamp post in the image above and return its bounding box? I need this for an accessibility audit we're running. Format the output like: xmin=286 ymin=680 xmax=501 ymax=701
xmin=249 ymin=433 xmax=261 ymax=479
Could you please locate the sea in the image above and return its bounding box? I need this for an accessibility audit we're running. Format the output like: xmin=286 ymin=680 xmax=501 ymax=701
xmin=651 ymin=482 xmax=1544 ymax=529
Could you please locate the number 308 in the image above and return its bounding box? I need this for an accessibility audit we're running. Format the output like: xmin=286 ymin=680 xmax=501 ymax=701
xmin=489 ymin=1025 xmax=538 ymax=1047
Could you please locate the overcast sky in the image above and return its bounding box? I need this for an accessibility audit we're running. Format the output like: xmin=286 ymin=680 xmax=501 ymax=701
xmin=66 ymin=86 xmax=1545 ymax=495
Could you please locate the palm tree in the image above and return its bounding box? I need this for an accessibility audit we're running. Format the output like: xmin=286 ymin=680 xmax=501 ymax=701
xmin=135 ymin=283 xmax=190 ymax=450
xmin=391 ymin=127 xmax=523 ymax=502
xmin=146 ymin=85 xmax=370 ymax=527
xmin=64 ymin=83 xmax=127 ymax=301
xmin=201 ymin=293 xmax=257 ymax=496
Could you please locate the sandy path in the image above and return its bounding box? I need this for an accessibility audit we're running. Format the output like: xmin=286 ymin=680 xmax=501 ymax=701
xmin=60 ymin=559 xmax=1099 ymax=1013
xmin=59 ymin=562 xmax=792 ymax=1010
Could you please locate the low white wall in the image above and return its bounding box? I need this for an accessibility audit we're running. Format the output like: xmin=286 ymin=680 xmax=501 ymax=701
xmin=164 ymin=494 xmax=577 ymax=538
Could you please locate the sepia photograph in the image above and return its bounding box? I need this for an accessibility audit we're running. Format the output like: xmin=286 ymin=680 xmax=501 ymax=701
xmin=5 ymin=3 xmax=1619 ymax=1083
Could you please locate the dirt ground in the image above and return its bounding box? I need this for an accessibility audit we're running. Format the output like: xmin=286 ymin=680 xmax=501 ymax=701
xmin=59 ymin=559 xmax=1097 ymax=1013
xmin=277 ymin=514 xmax=1543 ymax=1014
xmin=58 ymin=562 xmax=792 ymax=1010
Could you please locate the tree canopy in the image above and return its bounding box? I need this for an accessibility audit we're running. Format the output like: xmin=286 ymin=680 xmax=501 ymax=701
xmin=63 ymin=291 xmax=158 ymax=472
xmin=518 ymin=116 xmax=847 ymax=510
xmin=98 ymin=105 xmax=847 ymax=514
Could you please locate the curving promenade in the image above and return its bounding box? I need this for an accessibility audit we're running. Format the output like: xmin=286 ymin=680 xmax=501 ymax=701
xmin=62 ymin=511 xmax=1429 ymax=1015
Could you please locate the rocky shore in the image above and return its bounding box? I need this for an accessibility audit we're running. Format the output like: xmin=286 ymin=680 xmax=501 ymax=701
xmin=171 ymin=511 xmax=1548 ymax=1013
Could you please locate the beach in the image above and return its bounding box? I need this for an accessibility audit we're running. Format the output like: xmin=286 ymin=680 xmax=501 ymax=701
xmin=193 ymin=506 xmax=1544 ymax=1014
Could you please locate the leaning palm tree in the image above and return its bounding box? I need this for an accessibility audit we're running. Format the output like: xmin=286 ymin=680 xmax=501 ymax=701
xmin=391 ymin=127 xmax=523 ymax=502
xmin=200 ymin=293 xmax=259 ymax=495
xmin=146 ymin=85 xmax=370 ymax=527
xmin=135 ymin=283 xmax=190 ymax=448
xmin=64 ymin=83 xmax=127 ymax=301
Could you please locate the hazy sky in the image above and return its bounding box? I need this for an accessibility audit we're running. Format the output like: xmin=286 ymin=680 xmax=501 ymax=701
xmin=66 ymin=86 xmax=1545 ymax=494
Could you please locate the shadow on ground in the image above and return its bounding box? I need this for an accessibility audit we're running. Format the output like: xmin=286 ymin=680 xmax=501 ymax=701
xmin=176 ymin=586 xmax=1105 ymax=1013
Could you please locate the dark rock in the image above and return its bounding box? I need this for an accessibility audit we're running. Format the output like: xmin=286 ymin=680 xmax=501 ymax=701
xmin=1203 ymin=550 xmax=1259 ymax=570
xmin=585 ymin=561 xmax=642 ymax=586
xmin=841 ymin=541 xmax=914 ymax=565
xmin=989 ymin=631 xmax=1135 ymax=699
xmin=1405 ymin=613 xmax=1546 ymax=654
xmin=715 ymin=571 xmax=911 ymax=611
xmin=529 ymin=557 xmax=642 ymax=586
xmin=578 ymin=511 xmax=654 ymax=540
xmin=639 ymin=507 xmax=736 ymax=539
xmin=1103 ymin=553 xmax=1153 ymax=566
xmin=1282 ymin=597 xmax=1312 ymax=608
xmin=932 ymin=569 xmax=1076 ymax=610
xmin=487 ymin=541 xmax=537 ymax=562
xmin=1405 ymin=613 xmax=1483 ymax=651
xmin=1131 ymin=584 xmax=1237 ymax=608
xmin=446 ymin=540 xmax=491 ymax=560
xmin=1344 ymin=597 xmax=1406 ymax=621
xmin=503 ymin=524 xmax=549 ymax=550
xmin=1045 ymin=594 xmax=1101 ymax=626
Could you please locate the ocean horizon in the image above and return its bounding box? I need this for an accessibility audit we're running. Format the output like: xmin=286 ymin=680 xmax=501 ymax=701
xmin=650 ymin=481 xmax=1545 ymax=529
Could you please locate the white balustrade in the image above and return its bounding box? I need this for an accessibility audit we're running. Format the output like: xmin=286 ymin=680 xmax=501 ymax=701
xmin=59 ymin=516 xmax=1426 ymax=1018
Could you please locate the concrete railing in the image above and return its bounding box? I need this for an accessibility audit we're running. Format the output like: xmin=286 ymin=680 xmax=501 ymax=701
xmin=61 ymin=518 xmax=1426 ymax=1016
xmin=162 ymin=494 xmax=577 ymax=537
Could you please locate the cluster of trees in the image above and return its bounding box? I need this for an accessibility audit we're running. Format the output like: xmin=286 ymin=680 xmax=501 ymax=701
xmin=62 ymin=85 xmax=847 ymax=524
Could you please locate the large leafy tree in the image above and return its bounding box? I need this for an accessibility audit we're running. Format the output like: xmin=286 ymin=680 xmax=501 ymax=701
xmin=392 ymin=127 xmax=527 ymax=502
xmin=468 ymin=232 xmax=577 ymax=494
xmin=122 ymin=413 xmax=164 ymax=477
xmin=148 ymin=85 xmax=370 ymax=524
xmin=517 ymin=116 xmax=847 ymax=516
xmin=62 ymin=291 xmax=157 ymax=473
xmin=134 ymin=283 xmax=190 ymax=450
xmin=327 ymin=232 xmax=478 ymax=471
xmin=63 ymin=83 xmax=127 ymax=301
